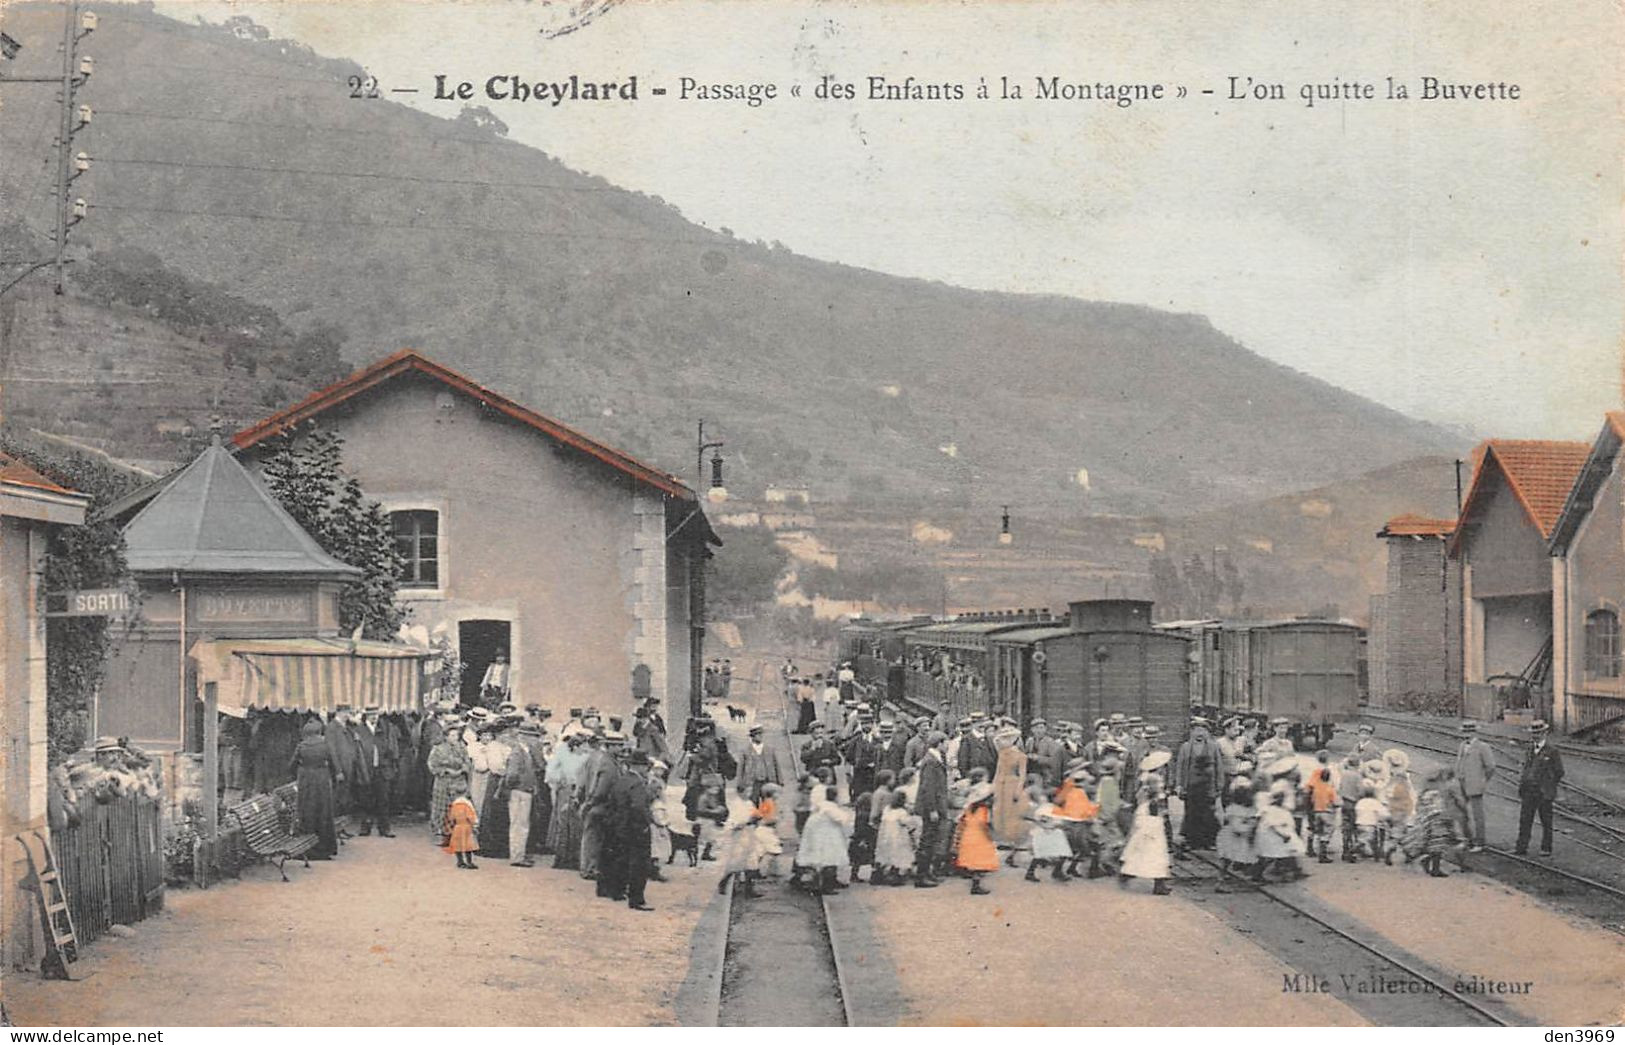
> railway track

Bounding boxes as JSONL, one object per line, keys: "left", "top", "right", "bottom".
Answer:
{"left": 708, "top": 662, "right": 852, "bottom": 1027}
{"left": 1172, "top": 851, "right": 1517, "bottom": 1026}
{"left": 1361, "top": 709, "right": 1625, "bottom": 770}
{"left": 1349, "top": 722, "right": 1625, "bottom": 856}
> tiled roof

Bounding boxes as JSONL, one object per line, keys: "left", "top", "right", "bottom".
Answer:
{"left": 1452, "top": 438, "right": 1589, "bottom": 552}
{"left": 232, "top": 349, "right": 697, "bottom": 502}
{"left": 0, "top": 450, "right": 77, "bottom": 496}
{"left": 1379, "top": 513, "right": 1455, "bottom": 538}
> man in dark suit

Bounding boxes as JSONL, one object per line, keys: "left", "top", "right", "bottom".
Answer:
{"left": 800, "top": 724, "right": 841, "bottom": 778}
{"left": 845, "top": 717, "right": 882, "bottom": 800}
{"left": 1514, "top": 720, "right": 1565, "bottom": 856}
{"left": 956, "top": 719, "right": 998, "bottom": 779}
{"left": 913, "top": 731, "right": 950, "bottom": 887}
{"left": 356, "top": 705, "right": 398, "bottom": 837}
{"left": 324, "top": 704, "right": 368, "bottom": 817}
{"left": 875, "top": 722, "right": 908, "bottom": 777}
{"left": 735, "top": 724, "right": 784, "bottom": 801}
{"left": 613, "top": 751, "right": 656, "bottom": 910}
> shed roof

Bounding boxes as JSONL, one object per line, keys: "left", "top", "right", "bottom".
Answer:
{"left": 1379, "top": 513, "right": 1456, "bottom": 538}
{"left": 1548, "top": 412, "right": 1625, "bottom": 555}
{"left": 232, "top": 349, "right": 697, "bottom": 502}
{"left": 1449, "top": 438, "right": 1589, "bottom": 554}
{"left": 122, "top": 441, "right": 361, "bottom": 578}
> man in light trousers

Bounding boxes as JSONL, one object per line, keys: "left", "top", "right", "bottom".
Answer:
{"left": 1454, "top": 720, "right": 1496, "bottom": 852}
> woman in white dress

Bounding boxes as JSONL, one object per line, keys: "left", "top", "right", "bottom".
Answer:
{"left": 1119, "top": 752, "right": 1174, "bottom": 895}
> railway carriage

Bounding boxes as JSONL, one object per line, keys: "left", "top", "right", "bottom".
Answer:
{"left": 842, "top": 600, "right": 1194, "bottom": 738}
{"left": 1161, "top": 618, "right": 1363, "bottom": 749}
{"left": 838, "top": 616, "right": 934, "bottom": 703}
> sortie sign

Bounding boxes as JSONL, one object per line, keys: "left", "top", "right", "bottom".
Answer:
{"left": 46, "top": 588, "right": 134, "bottom": 618}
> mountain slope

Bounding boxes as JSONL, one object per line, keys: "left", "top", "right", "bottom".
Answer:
{"left": 0, "top": 4, "right": 1466, "bottom": 513}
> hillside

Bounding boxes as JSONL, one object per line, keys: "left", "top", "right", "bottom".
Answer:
{"left": 0, "top": 3, "right": 1466, "bottom": 516}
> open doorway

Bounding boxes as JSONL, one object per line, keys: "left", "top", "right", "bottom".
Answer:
{"left": 458, "top": 619, "right": 512, "bottom": 707}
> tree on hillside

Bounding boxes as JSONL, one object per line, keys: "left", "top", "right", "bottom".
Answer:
{"left": 708, "top": 525, "right": 789, "bottom": 612}
{"left": 260, "top": 423, "right": 407, "bottom": 639}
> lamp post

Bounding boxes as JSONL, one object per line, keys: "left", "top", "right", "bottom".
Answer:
{"left": 999, "top": 504, "right": 1013, "bottom": 545}
{"left": 697, "top": 419, "right": 726, "bottom": 504}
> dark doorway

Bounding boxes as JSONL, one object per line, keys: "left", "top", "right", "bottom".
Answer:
{"left": 458, "top": 619, "right": 512, "bottom": 706}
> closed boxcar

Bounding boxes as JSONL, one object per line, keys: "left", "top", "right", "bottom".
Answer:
{"left": 1161, "top": 618, "right": 1363, "bottom": 749}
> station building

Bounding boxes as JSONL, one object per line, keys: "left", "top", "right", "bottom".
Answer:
{"left": 229, "top": 350, "right": 719, "bottom": 727}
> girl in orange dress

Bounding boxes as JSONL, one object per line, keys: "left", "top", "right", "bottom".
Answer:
{"left": 954, "top": 783, "right": 999, "bottom": 895}
{"left": 443, "top": 787, "right": 481, "bottom": 870}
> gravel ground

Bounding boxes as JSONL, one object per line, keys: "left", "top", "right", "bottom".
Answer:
{"left": 7, "top": 814, "right": 724, "bottom": 1026}
{"left": 837, "top": 871, "right": 1368, "bottom": 1026}
{"left": 1300, "top": 860, "right": 1625, "bottom": 1026}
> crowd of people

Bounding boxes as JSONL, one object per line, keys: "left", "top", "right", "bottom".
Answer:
{"left": 280, "top": 663, "right": 1569, "bottom": 912}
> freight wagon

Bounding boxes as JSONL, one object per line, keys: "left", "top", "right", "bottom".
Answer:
{"left": 987, "top": 600, "right": 1192, "bottom": 740}
{"left": 1159, "top": 618, "right": 1363, "bottom": 749}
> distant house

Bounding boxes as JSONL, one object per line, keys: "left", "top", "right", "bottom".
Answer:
{"left": 230, "top": 350, "right": 720, "bottom": 722}
{"left": 1547, "top": 414, "right": 1625, "bottom": 735}
{"left": 1369, "top": 514, "right": 1460, "bottom": 707}
{"left": 1449, "top": 439, "right": 1589, "bottom": 721}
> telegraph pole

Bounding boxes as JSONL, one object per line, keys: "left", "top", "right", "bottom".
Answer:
{"left": 0, "top": 1, "right": 94, "bottom": 299}
{"left": 53, "top": 0, "right": 77, "bottom": 294}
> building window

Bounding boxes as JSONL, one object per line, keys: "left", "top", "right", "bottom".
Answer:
{"left": 1585, "top": 609, "right": 1620, "bottom": 678}
{"left": 390, "top": 510, "right": 439, "bottom": 588}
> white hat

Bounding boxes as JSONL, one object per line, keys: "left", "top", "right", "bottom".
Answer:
{"left": 1140, "top": 750, "right": 1172, "bottom": 773}
{"left": 1384, "top": 748, "right": 1410, "bottom": 770}
{"left": 964, "top": 783, "right": 995, "bottom": 806}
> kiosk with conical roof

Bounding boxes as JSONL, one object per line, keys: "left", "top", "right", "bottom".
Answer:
{"left": 102, "top": 437, "right": 424, "bottom": 839}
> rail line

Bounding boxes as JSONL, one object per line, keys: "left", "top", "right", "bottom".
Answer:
{"left": 1174, "top": 851, "right": 1514, "bottom": 1026}
{"left": 709, "top": 659, "right": 851, "bottom": 1027}
{"left": 1351, "top": 726, "right": 1625, "bottom": 853}
{"left": 1360, "top": 709, "right": 1625, "bottom": 770}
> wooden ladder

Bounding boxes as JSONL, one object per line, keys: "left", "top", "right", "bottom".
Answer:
{"left": 21, "top": 830, "right": 80, "bottom": 980}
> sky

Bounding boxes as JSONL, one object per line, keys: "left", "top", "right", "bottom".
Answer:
{"left": 163, "top": 0, "right": 1621, "bottom": 440}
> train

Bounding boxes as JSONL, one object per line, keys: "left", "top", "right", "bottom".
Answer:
{"left": 838, "top": 599, "right": 1364, "bottom": 749}
{"left": 1155, "top": 618, "right": 1364, "bottom": 749}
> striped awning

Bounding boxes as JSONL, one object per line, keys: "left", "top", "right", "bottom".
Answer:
{"left": 189, "top": 637, "right": 429, "bottom": 714}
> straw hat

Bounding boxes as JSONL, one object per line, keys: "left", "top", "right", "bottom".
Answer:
{"left": 1140, "top": 750, "right": 1171, "bottom": 773}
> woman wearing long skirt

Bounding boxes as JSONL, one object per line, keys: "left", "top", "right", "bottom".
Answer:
{"left": 989, "top": 729, "right": 1031, "bottom": 863}
{"left": 290, "top": 719, "right": 339, "bottom": 859}
{"left": 1120, "top": 771, "right": 1174, "bottom": 895}
{"left": 953, "top": 784, "right": 999, "bottom": 894}
{"left": 478, "top": 764, "right": 511, "bottom": 859}
{"left": 426, "top": 725, "right": 470, "bottom": 847}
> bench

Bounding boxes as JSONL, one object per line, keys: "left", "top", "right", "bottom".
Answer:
{"left": 227, "top": 791, "right": 319, "bottom": 882}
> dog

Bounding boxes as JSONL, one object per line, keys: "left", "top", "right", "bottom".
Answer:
{"left": 667, "top": 826, "right": 699, "bottom": 866}
{"left": 726, "top": 704, "right": 748, "bottom": 723}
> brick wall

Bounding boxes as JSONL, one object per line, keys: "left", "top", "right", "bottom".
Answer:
{"left": 1375, "top": 534, "right": 1462, "bottom": 704}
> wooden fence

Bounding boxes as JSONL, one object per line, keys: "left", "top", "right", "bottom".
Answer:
{"left": 54, "top": 794, "right": 165, "bottom": 944}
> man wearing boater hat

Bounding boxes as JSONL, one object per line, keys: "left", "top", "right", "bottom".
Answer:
{"left": 1514, "top": 720, "right": 1564, "bottom": 857}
